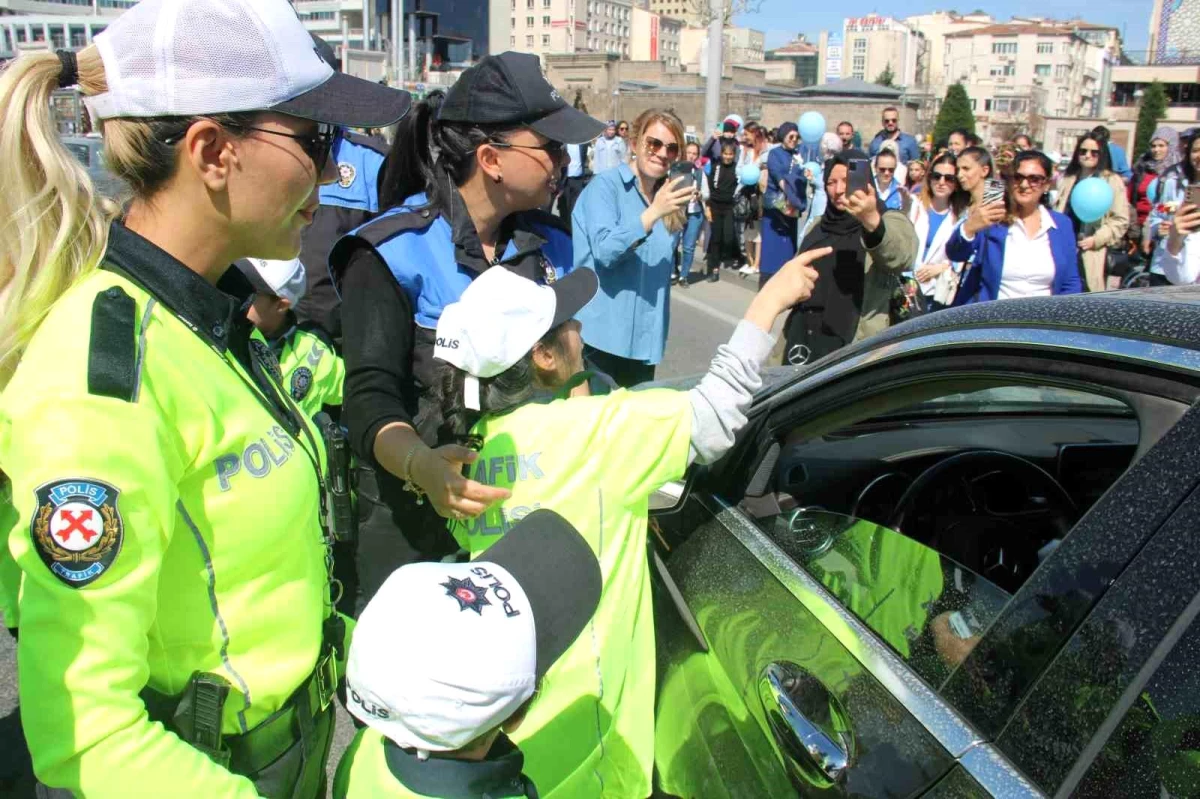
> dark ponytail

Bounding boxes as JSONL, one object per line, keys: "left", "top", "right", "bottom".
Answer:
{"left": 378, "top": 90, "right": 522, "bottom": 212}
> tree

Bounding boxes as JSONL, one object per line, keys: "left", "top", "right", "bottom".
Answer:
{"left": 875, "top": 63, "right": 895, "bottom": 88}
{"left": 1134, "top": 80, "right": 1168, "bottom": 158}
{"left": 934, "top": 83, "right": 976, "bottom": 149}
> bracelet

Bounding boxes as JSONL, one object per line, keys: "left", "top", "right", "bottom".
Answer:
{"left": 400, "top": 443, "right": 426, "bottom": 506}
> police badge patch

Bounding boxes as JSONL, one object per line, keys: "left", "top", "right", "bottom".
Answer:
{"left": 337, "top": 162, "right": 357, "bottom": 189}
{"left": 291, "top": 366, "right": 314, "bottom": 401}
{"left": 31, "top": 479, "right": 124, "bottom": 588}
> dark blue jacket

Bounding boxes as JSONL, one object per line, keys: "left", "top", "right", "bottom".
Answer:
{"left": 868, "top": 131, "right": 921, "bottom": 164}
{"left": 946, "top": 209, "right": 1084, "bottom": 304}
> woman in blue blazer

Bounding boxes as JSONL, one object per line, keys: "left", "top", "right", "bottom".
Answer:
{"left": 947, "top": 150, "right": 1084, "bottom": 304}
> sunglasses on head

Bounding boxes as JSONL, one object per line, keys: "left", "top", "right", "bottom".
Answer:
{"left": 645, "top": 136, "right": 679, "bottom": 157}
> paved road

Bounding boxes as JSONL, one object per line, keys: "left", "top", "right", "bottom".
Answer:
{"left": 0, "top": 264, "right": 775, "bottom": 795}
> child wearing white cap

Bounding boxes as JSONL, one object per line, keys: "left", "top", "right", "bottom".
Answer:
{"left": 334, "top": 508, "right": 601, "bottom": 798}
{"left": 236, "top": 257, "right": 346, "bottom": 420}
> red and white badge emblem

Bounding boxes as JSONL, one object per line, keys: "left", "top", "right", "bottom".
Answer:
{"left": 31, "top": 479, "right": 124, "bottom": 588}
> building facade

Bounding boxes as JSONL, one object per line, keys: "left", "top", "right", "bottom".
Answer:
{"left": 766, "top": 35, "right": 820, "bottom": 86}
{"left": 680, "top": 24, "right": 763, "bottom": 72}
{"left": 628, "top": 9, "right": 681, "bottom": 67}
{"left": 841, "top": 15, "right": 924, "bottom": 88}
{"left": 1148, "top": 0, "right": 1200, "bottom": 64}
{"left": 645, "top": 0, "right": 730, "bottom": 27}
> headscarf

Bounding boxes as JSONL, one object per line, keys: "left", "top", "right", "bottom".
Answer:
{"left": 1144, "top": 125, "right": 1181, "bottom": 175}
{"left": 783, "top": 149, "right": 890, "bottom": 361}
{"left": 777, "top": 122, "right": 799, "bottom": 152}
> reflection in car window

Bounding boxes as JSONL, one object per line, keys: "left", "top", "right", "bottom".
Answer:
{"left": 62, "top": 142, "right": 91, "bottom": 166}
{"left": 885, "top": 386, "right": 1131, "bottom": 417}
{"left": 761, "top": 510, "right": 1010, "bottom": 690}
{"left": 1071, "top": 618, "right": 1200, "bottom": 797}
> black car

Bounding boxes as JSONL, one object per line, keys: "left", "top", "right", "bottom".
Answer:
{"left": 650, "top": 288, "right": 1200, "bottom": 798}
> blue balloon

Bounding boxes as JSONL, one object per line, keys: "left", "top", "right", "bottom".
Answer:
{"left": 798, "top": 111, "right": 826, "bottom": 145}
{"left": 738, "top": 163, "right": 761, "bottom": 186}
{"left": 1069, "top": 176, "right": 1114, "bottom": 224}
{"left": 803, "top": 161, "right": 821, "bottom": 179}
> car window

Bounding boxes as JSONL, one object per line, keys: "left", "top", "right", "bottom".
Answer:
{"left": 892, "top": 386, "right": 1132, "bottom": 417}
{"left": 757, "top": 509, "right": 1010, "bottom": 691}
{"left": 1065, "top": 616, "right": 1200, "bottom": 797}
{"left": 62, "top": 142, "right": 91, "bottom": 166}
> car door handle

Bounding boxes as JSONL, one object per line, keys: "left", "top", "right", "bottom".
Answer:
{"left": 759, "top": 662, "right": 853, "bottom": 788}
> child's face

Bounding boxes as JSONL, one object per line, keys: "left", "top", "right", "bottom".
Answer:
{"left": 247, "top": 294, "right": 291, "bottom": 337}
{"left": 721, "top": 147, "right": 736, "bottom": 165}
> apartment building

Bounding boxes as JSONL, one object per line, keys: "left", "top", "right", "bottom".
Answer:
{"left": 942, "top": 23, "right": 1100, "bottom": 140}
{"left": 680, "top": 24, "right": 763, "bottom": 71}
{"left": 841, "top": 15, "right": 924, "bottom": 88}
{"left": 903, "top": 11, "right": 994, "bottom": 85}
{"left": 646, "top": 0, "right": 730, "bottom": 27}
{"left": 630, "top": 7, "right": 682, "bottom": 67}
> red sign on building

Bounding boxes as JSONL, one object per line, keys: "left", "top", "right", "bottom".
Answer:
{"left": 650, "top": 15, "right": 659, "bottom": 61}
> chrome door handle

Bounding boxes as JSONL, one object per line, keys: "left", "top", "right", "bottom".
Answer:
{"left": 759, "top": 662, "right": 853, "bottom": 788}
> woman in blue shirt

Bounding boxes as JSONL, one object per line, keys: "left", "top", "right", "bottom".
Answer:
{"left": 947, "top": 151, "right": 1083, "bottom": 304}
{"left": 760, "top": 122, "right": 808, "bottom": 288}
{"left": 573, "top": 108, "right": 694, "bottom": 387}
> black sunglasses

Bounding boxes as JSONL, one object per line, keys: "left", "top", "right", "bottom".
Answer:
{"left": 645, "top": 136, "right": 679, "bottom": 157}
{"left": 161, "top": 119, "right": 341, "bottom": 172}
{"left": 487, "top": 138, "right": 566, "bottom": 162}
{"left": 930, "top": 172, "right": 957, "bottom": 182}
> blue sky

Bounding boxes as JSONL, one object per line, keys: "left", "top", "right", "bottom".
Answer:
{"left": 736, "top": 0, "right": 1155, "bottom": 53}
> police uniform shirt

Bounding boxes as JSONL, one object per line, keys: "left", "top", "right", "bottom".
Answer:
{"left": 268, "top": 313, "right": 346, "bottom": 420}
{"left": 330, "top": 184, "right": 572, "bottom": 555}
{"left": 0, "top": 221, "right": 333, "bottom": 797}
{"left": 296, "top": 131, "right": 389, "bottom": 344}
{"left": 334, "top": 729, "right": 537, "bottom": 799}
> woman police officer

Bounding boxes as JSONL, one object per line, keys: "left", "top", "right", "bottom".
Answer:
{"left": 330, "top": 51, "right": 606, "bottom": 603}
{"left": 0, "top": 0, "right": 409, "bottom": 796}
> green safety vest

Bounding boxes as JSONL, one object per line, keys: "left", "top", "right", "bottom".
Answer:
{"left": 0, "top": 478, "right": 17, "bottom": 629}
{"left": 448, "top": 388, "right": 693, "bottom": 799}
{"left": 275, "top": 327, "right": 345, "bottom": 420}
{"left": 0, "top": 230, "right": 334, "bottom": 798}
{"left": 334, "top": 728, "right": 536, "bottom": 798}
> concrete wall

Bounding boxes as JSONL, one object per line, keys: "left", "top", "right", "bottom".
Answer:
{"left": 1041, "top": 116, "right": 1136, "bottom": 157}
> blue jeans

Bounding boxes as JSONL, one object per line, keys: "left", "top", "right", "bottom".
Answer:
{"left": 679, "top": 211, "right": 705, "bottom": 280}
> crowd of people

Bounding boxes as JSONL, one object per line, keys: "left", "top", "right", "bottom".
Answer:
{"left": 0, "top": 1, "right": 1198, "bottom": 796}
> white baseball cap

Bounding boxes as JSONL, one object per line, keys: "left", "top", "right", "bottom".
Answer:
{"left": 345, "top": 509, "right": 602, "bottom": 754}
{"left": 234, "top": 258, "right": 307, "bottom": 306}
{"left": 433, "top": 266, "right": 597, "bottom": 405}
{"left": 85, "top": 0, "right": 410, "bottom": 128}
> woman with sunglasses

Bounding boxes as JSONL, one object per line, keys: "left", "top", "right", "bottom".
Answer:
{"left": 907, "top": 153, "right": 970, "bottom": 310}
{"left": 572, "top": 108, "right": 694, "bottom": 387}
{"left": 0, "top": 1, "right": 409, "bottom": 796}
{"left": 948, "top": 151, "right": 1083, "bottom": 304}
{"left": 329, "top": 52, "right": 605, "bottom": 606}
{"left": 1054, "top": 135, "right": 1131, "bottom": 291}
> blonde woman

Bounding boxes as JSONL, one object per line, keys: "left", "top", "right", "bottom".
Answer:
{"left": 573, "top": 108, "right": 692, "bottom": 386}
{"left": 907, "top": 152, "right": 970, "bottom": 310}
{"left": 1054, "top": 135, "right": 1131, "bottom": 291}
{"left": 0, "top": 1, "right": 408, "bottom": 796}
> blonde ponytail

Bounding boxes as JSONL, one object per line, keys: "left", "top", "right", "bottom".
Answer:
{"left": 0, "top": 46, "right": 116, "bottom": 389}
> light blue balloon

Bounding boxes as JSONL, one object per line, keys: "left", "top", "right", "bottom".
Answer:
{"left": 803, "top": 161, "right": 821, "bottom": 179}
{"left": 1069, "top": 176, "right": 1114, "bottom": 224}
{"left": 798, "top": 111, "right": 826, "bottom": 145}
{"left": 737, "top": 163, "right": 760, "bottom": 186}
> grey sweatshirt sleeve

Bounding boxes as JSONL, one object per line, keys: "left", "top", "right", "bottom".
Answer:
{"left": 687, "top": 320, "right": 775, "bottom": 464}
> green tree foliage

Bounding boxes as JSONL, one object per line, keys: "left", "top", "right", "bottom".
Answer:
{"left": 875, "top": 63, "right": 895, "bottom": 88}
{"left": 1134, "top": 80, "right": 1168, "bottom": 158}
{"left": 934, "top": 83, "right": 976, "bottom": 149}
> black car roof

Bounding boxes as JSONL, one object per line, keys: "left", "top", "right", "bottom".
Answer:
{"left": 864, "top": 286, "right": 1200, "bottom": 353}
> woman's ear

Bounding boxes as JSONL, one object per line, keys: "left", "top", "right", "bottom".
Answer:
{"left": 531, "top": 341, "right": 557, "bottom": 374}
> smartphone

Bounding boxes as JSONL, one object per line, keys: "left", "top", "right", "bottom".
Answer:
{"left": 982, "top": 178, "right": 1007, "bottom": 206}
{"left": 847, "top": 158, "right": 870, "bottom": 195}
{"left": 668, "top": 161, "right": 695, "bottom": 191}
{"left": 1186, "top": 183, "right": 1200, "bottom": 208}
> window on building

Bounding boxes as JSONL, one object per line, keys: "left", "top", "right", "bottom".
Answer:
{"left": 511, "top": 17, "right": 516, "bottom": 28}
{"left": 989, "top": 64, "right": 1015, "bottom": 76}
{"left": 1034, "top": 64, "right": 1051, "bottom": 77}
{"left": 543, "top": 34, "right": 550, "bottom": 45}
{"left": 69, "top": 25, "right": 87, "bottom": 48}
{"left": 542, "top": 15, "right": 550, "bottom": 25}
{"left": 511, "top": 35, "right": 516, "bottom": 46}
{"left": 1036, "top": 41, "right": 1053, "bottom": 54}
{"left": 31, "top": 26, "right": 45, "bottom": 42}
{"left": 526, "top": 34, "right": 534, "bottom": 46}
{"left": 512, "top": 0, "right": 516, "bottom": 8}
{"left": 991, "top": 40, "right": 1017, "bottom": 55}
{"left": 543, "top": 0, "right": 551, "bottom": 6}
{"left": 15, "top": 27, "right": 26, "bottom": 43}
{"left": 526, "top": 16, "right": 535, "bottom": 26}
{"left": 1055, "top": 64, "right": 1069, "bottom": 79}
{"left": 851, "top": 54, "right": 865, "bottom": 78}
{"left": 853, "top": 37, "right": 866, "bottom": 53}
{"left": 527, "top": 0, "right": 534, "bottom": 7}
{"left": 970, "top": 98, "right": 977, "bottom": 110}
{"left": 985, "top": 99, "right": 992, "bottom": 111}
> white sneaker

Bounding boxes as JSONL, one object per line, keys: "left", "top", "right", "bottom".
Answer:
{"left": 738, "top": 264, "right": 754, "bottom": 276}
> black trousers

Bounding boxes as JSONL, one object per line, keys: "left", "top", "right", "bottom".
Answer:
{"left": 707, "top": 205, "right": 739, "bottom": 269}
{"left": 584, "top": 345, "right": 656, "bottom": 389}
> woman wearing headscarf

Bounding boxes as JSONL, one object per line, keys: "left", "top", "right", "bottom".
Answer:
{"left": 781, "top": 150, "right": 919, "bottom": 365}
{"left": 759, "top": 122, "right": 808, "bottom": 287}
{"left": 1132, "top": 126, "right": 1180, "bottom": 256}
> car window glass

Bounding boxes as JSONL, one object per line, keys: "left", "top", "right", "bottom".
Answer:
{"left": 62, "top": 142, "right": 90, "bottom": 166}
{"left": 759, "top": 509, "right": 1009, "bottom": 691}
{"left": 893, "top": 386, "right": 1131, "bottom": 417}
{"left": 1070, "top": 615, "right": 1200, "bottom": 797}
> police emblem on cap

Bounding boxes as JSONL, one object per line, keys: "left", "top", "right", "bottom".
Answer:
{"left": 441, "top": 575, "right": 491, "bottom": 615}
{"left": 31, "top": 479, "right": 124, "bottom": 588}
{"left": 337, "top": 162, "right": 357, "bottom": 189}
{"left": 291, "top": 366, "right": 314, "bottom": 401}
